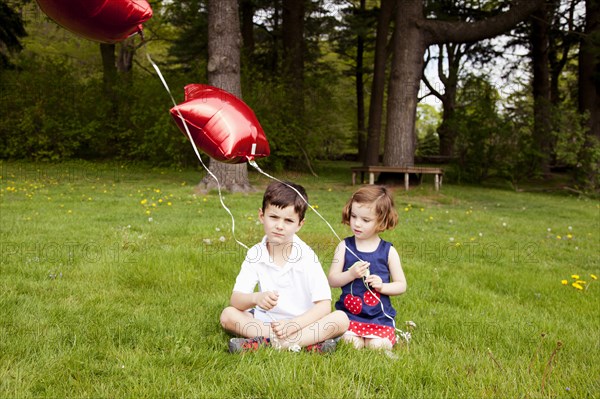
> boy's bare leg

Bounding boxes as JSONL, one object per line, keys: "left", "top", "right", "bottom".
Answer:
{"left": 280, "top": 310, "right": 349, "bottom": 348}
{"left": 220, "top": 306, "right": 271, "bottom": 338}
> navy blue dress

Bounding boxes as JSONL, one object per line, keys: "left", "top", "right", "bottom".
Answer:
{"left": 334, "top": 237, "right": 397, "bottom": 343}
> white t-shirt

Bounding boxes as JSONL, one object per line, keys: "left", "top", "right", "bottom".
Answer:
{"left": 232, "top": 235, "right": 331, "bottom": 322}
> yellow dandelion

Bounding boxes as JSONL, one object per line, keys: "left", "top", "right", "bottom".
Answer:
{"left": 404, "top": 207, "right": 409, "bottom": 212}
{"left": 429, "top": 216, "right": 433, "bottom": 220}
{"left": 572, "top": 282, "right": 583, "bottom": 290}
{"left": 158, "top": 199, "right": 163, "bottom": 203}
{"left": 140, "top": 199, "right": 148, "bottom": 205}
{"left": 556, "top": 235, "right": 562, "bottom": 240}
{"left": 167, "top": 202, "right": 172, "bottom": 206}
{"left": 203, "top": 198, "right": 207, "bottom": 202}
{"left": 571, "top": 274, "right": 580, "bottom": 279}
{"left": 145, "top": 210, "right": 151, "bottom": 215}
{"left": 561, "top": 280, "right": 568, "bottom": 285}
{"left": 567, "top": 234, "right": 573, "bottom": 239}
{"left": 591, "top": 274, "right": 598, "bottom": 280}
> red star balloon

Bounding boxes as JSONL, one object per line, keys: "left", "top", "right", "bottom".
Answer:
{"left": 35, "top": 0, "right": 153, "bottom": 43}
{"left": 170, "top": 84, "right": 270, "bottom": 164}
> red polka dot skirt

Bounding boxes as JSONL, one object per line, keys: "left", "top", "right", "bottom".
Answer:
{"left": 347, "top": 320, "right": 396, "bottom": 345}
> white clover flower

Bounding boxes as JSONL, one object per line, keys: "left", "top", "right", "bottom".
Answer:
{"left": 288, "top": 344, "right": 302, "bottom": 353}
{"left": 219, "top": 236, "right": 226, "bottom": 242}
{"left": 203, "top": 239, "right": 212, "bottom": 244}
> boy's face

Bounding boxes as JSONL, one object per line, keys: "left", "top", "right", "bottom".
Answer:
{"left": 258, "top": 204, "right": 304, "bottom": 245}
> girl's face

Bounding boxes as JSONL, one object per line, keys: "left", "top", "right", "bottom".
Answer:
{"left": 349, "top": 202, "right": 379, "bottom": 240}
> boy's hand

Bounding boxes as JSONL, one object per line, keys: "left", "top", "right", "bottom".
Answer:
{"left": 365, "top": 274, "right": 383, "bottom": 291}
{"left": 256, "top": 291, "right": 279, "bottom": 310}
{"left": 349, "top": 261, "right": 370, "bottom": 279}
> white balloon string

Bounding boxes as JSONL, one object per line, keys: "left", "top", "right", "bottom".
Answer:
{"left": 145, "top": 50, "right": 248, "bottom": 250}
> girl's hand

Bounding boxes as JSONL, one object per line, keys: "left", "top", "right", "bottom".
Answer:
{"left": 349, "top": 261, "right": 370, "bottom": 279}
{"left": 365, "top": 274, "right": 383, "bottom": 291}
{"left": 256, "top": 291, "right": 279, "bottom": 310}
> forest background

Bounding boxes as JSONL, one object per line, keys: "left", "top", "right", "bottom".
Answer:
{"left": 0, "top": 0, "right": 598, "bottom": 192}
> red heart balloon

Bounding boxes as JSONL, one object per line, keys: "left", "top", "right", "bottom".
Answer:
{"left": 35, "top": 0, "right": 153, "bottom": 43}
{"left": 170, "top": 84, "right": 270, "bottom": 164}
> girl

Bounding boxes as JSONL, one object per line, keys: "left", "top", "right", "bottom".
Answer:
{"left": 328, "top": 186, "right": 407, "bottom": 350}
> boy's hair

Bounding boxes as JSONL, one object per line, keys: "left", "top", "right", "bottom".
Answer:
{"left": 342, "top": 186, "right": 398, "bottom": 232}
{"left": 262, "top": 181, "right": 309, "bottom": 222}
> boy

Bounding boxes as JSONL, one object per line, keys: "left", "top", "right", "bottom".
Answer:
{"left": 220, "top": 181, "right": 349, "bottom": 353}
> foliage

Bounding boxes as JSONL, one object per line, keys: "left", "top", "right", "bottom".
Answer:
{"left": 450, "top": 75, "right": 526, "bottom": 183}
{"left": 0, "top": 0, "right": 27, "bottom": 68}
{"left": 0, "top": 52, "right": 197, "bottom": 164}
{"left": 416, "top": 104, "right": 441, "bottom": 157}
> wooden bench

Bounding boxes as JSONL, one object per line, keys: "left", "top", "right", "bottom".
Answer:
{"left": 351, "top": 166, "right": 444, "bottom": 191}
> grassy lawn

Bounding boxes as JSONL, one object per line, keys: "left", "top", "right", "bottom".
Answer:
{"left": 1, "top": 160, "right": 598, "bottom": 398}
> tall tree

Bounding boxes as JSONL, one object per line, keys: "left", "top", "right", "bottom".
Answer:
{"left": 422, "top": 43, "right": 465, "bottom": 158}
{"left": 281, "top": 0, "right": 305, "bottom": 113}
{"left": 383, "top": 0, "right": 544, "bottom": 167}
{"left": 0, "top": 0, "right": 27, "bottom": 69}
{"left": 355, "top": 0, "right": 367, "bottom": 162}
{"left": 364, "top": 0, "right": 394, "bottom": 166}
{"left": 199, "top": 0, "right": 252, "bottom": 192}
{"left": 531, "top": 0, "right": 553, "bottom": 174}
{"left": 578, "top": 0, "right": 600, "bottom": 188}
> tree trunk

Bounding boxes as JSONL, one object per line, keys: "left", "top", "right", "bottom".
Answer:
{"left": 100, "top": 43, "right": 118, "bottom": 116}
{"left": 577, "top": 0, "right": 600, "bottom": 189}
{"left": 356, "top": 0, "right": 367, "bottom": 163}
{"left": 364, "top": 0, "right": 393, "bottom": 166}
{"left": 381, "top": 0, "right": 544, "bottom": 167}
{"left": 438, "top": 95, "right": 456, "bottom": 157}
{"left": 531, "top": 3, "right": 552, "bottom": 174}
{"left": 282, "top": 0, "right": 304, "bottom": 105}
{"left": 200, "top": 0, "right": 252, "bottom": 193}
{"left": 579, "top": 0, "right": 600, "bottom": 139}
{"left": 383, "top": 0, "right": 424, "bottom": 167}
{"left": 117, "top": 37, "right": 135, "bottom": 73}
{"left": 240, "top": 0, "right": 255, "bottom": 58}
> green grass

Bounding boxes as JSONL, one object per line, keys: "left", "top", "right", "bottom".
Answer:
{"left": 1, "top": 160, "right": 598, "bottom": 398}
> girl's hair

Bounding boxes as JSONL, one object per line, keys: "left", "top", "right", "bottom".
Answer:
{"left": 342, "top": 186, "right": 398, "bottom": 232}
{"left": 262, "top": 181, "right": 308, "bottom": 221}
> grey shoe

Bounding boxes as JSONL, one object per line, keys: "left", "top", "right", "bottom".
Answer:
{"left": 305, "top": 338, "right": 337, "bottom": 353}
{"left": 228, "top": 336, "right": 271, "bottom": 353}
